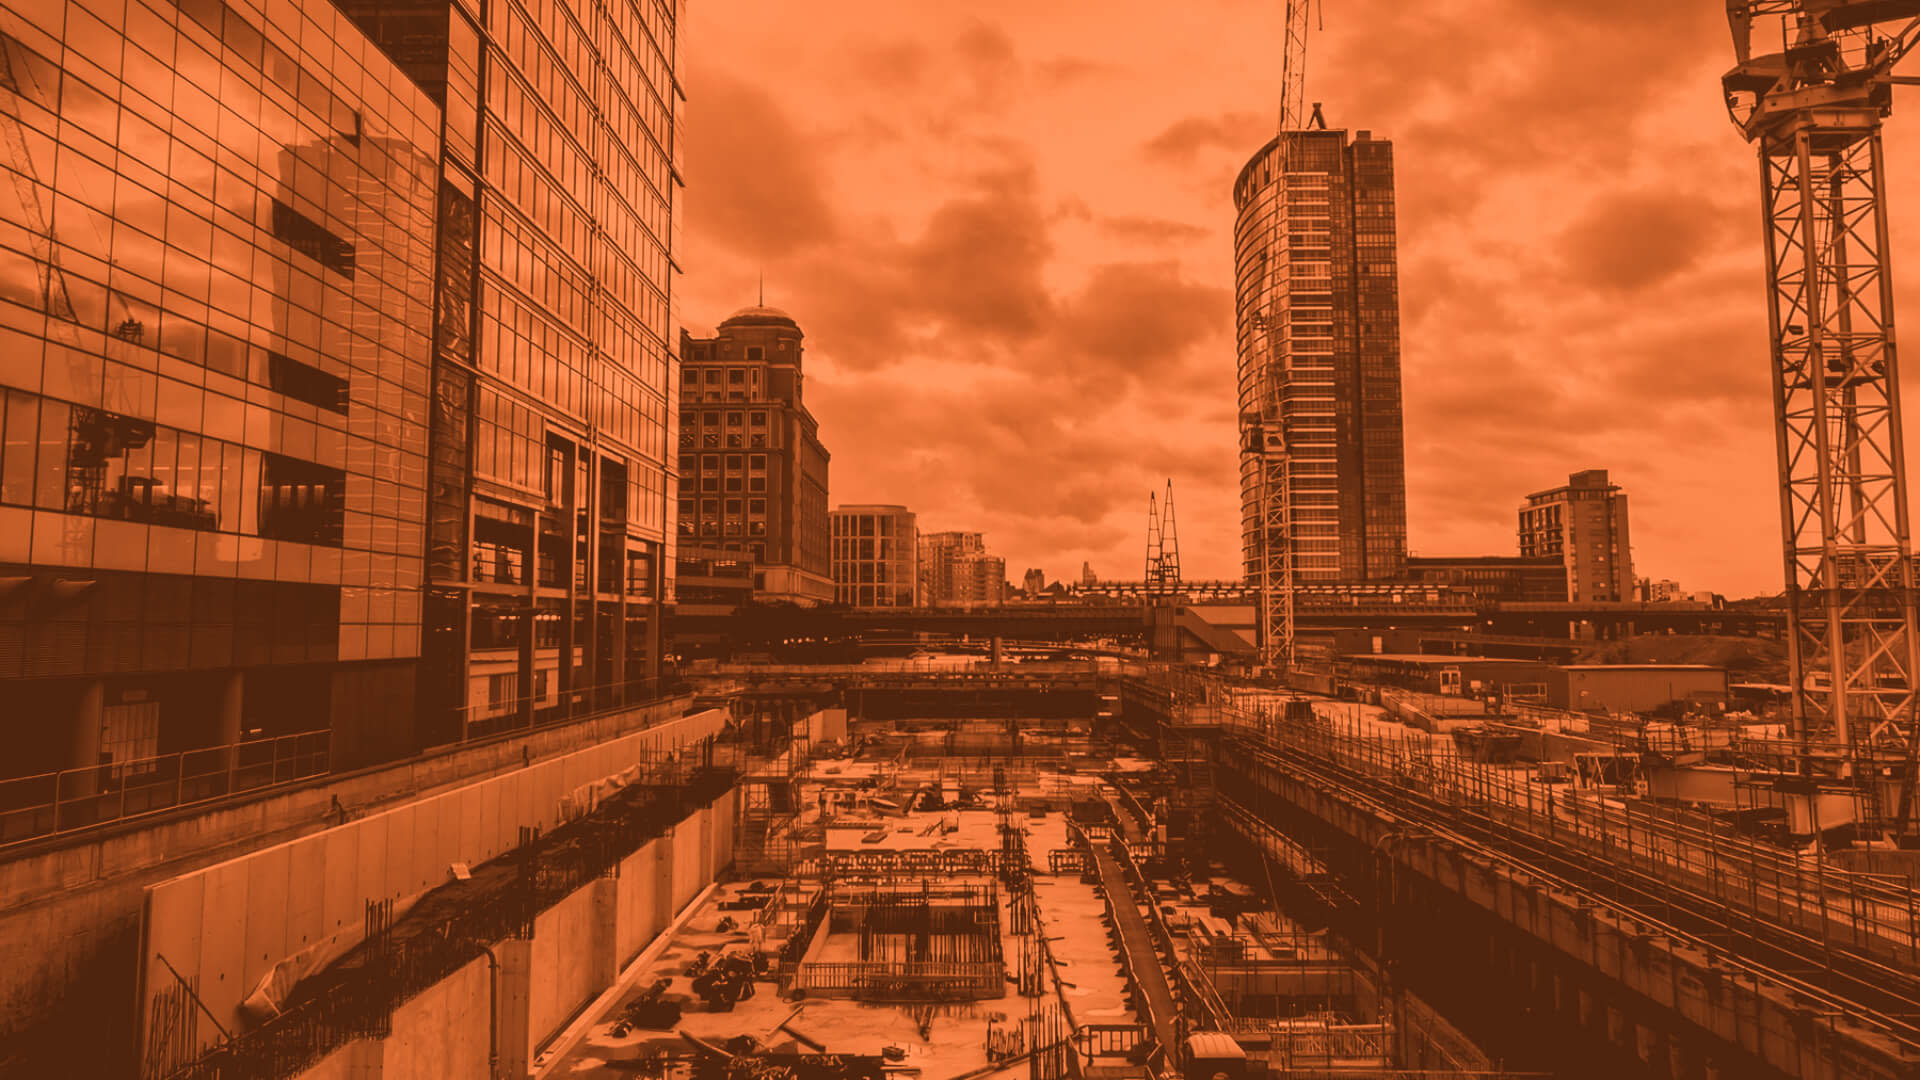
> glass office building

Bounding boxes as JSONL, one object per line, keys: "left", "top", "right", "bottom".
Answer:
{"left": 335, "top": 0, "right": 683, "bottom": 740}
{"left": 0, "top": 0, "right": 441, "bottom": 775}
{"left": 1233, "top": 129, "right": 1407, "bottom": 584}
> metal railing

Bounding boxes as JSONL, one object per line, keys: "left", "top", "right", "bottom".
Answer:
{"left": 787, "top": 960, "right": 1004, "bottom": 999}
{"left": 1205, "top": 691, "right": 1920, "bottom": 1058}
{"left": 0, "top": 730, "right": 331, "bottom": 849}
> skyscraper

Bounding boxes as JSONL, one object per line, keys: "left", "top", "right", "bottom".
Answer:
{"left": 1233, "top": 128, "right": 1407, "bottom": 584}
{"left": 679, "top": 307, "right": 831, "bottom": 603}
{"left": 338, "top": 0, "right": 683, "bottom": 739}
{"left": 1519, "top": 468, "right": 1634, "bottom": 603}
{"left": 0, "top": 0, "right": 441, "bottom": 781}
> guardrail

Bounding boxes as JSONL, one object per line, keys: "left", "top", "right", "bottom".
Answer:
{"left": 0, "top": 730, "right": 331, "bottom": 849}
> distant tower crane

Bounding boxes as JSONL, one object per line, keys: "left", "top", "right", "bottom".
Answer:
{"left": 1145, "top": 480, "right": 1182, "bottom": 595}
{"left": 1244, "top": 0, "right": 1316, "bottom": 675}
{"left": 1724, "top": 0, "right": 1920, "bottom": 836}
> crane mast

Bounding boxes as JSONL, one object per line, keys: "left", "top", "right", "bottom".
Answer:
{"left": 1247, "top": 0, "right": 1313, "bottom": 676}
{"left": 1724, "top": 0, "right": 1920, "bottom": 836}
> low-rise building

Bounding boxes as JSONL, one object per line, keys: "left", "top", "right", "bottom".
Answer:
{"left": 1406, "top": 555, "right": 1569, "bottom": 602}
{"left": 829, "top": 505, "right": 917, "bottom": 608}
{"left": 1548, "top": 664, "right": 1728, "bottom": 713}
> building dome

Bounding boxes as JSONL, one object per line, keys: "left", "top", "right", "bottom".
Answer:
{"left": 719, "top": 305, "right": 800, "bottom": 330}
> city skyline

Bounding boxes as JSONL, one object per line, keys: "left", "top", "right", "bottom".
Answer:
{"left": 677, "top": 0, "right": 1920, "bottom": 598}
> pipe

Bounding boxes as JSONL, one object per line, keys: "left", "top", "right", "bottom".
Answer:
{"left": 477, "top": 944, "right": 500, "bottom": 1080}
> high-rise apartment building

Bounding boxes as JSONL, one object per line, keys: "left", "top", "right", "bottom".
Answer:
{"left": 339, "top": 0, "right": 683, "bottom": 739}
{"left": 1519, "top": 469, "right": 1634, "bottom": 602}
{"left": 829, "top": 504, "right": 916, "bottom": 608}
{"left": 0, "top": 0, "right": 441, "bottom": 778}
{"left": 1233, "top": 129, "right": 1407, "bottom": 584}
{"left": 918, "top": 531, "right": 1006, "bottom": 608}
{"left": 678, "top": 307, "right": 831, "bottom": 604}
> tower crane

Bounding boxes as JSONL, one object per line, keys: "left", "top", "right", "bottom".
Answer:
{"left": 1723, "top": 0, "right": 1920, "bottom": 836}
{"left": 1145, "top": 480, "right": 1182, "bottom": 595}
{"left": 1244, "top": 0, "right": 1315, "bottom": 675}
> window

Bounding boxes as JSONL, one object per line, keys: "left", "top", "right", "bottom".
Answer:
{"left": 99, "top": 697, "right": 161, "bottom": 779}
{"left": 729, "top": 367, "right": 746, "bottom": 383}
{"left": 748, "top": 454, "right": 766, "bottom": 471}
{"left": 748, "top": 498, "right": 765, "bottom": 515}
{"left": 749, "top": 412, "right": 766, "bottom": 427}
{"left": 726, "top": 412, "right": 741, "bottom": 427}
{"left": 470, "top": 603, "right": 523, "bottom": 651}
{"left": 270, "top": 199, "right": 355, "bottom": 279}
{"left": 488, "top": 672, "right": 519, "bottom": 713}
{"left": 267, "top": 353, "right": 349, "bottom": 415}
{"left": 258, "top": 452, "right": 345, "bottom": 546}
{"left": 746, "top": 348, "right": 763, "bottom": 363}
{"left": 725, "top": 455, "right": 741, "bottom": 470}
{"left": 724, "top": 499, "right": 741, "bottom": 515}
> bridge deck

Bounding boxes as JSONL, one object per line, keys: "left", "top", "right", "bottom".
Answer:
{"left": 1089, "top": 844, "right": 1180, "bottom": 1055}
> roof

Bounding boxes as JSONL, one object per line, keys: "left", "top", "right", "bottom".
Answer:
{"left": 719, "top": 304, "right": 800, "bottom": 329}
{"left": 1186, "top": 1032, "right": 1246, "bottom": 1060}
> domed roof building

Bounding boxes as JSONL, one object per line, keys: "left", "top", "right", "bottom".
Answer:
{"left": 677, "top": 303, "right": 831, "bottom": 605}
{"left": 717, "top": 305, "right": 800, "bottom": 330}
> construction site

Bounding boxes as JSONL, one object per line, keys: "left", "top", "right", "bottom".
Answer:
{"left": 20, "top": 1, "right": 1920, "bottom": 1079}
{"left": 532, "top": 703, "right": 1529, "bottom": 1080}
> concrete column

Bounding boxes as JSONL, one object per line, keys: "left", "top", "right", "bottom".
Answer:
{"left": 68, "top": 679, "right": 105, "bottom": 800}
{"left": 493, "top": 937, "right": 533, "bottom": 1077}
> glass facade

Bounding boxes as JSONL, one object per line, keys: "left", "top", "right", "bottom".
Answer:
{"left": 0, "top": 0, "right": 439, "bottom": 773}
{"left": 337, "top": 0, "right": 683, "bottom": 738}
{"left": 830, "top": 504, "right": 916, "bottom": 608}
{"left": 1234, "top": 129, "right": 1407, "bottom": 584}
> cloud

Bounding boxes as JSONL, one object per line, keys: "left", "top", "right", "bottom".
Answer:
{"left": 1142, "top": 111, "right": 1268, "bottom": 166}
{"left": 1098, "top": 215, "right": 1211, "bottom": 246}
{"left": 682, "top": 65, "right": 838, "bottom": 258}
{"left": 679, "top": 0, "right": 1920, "bottom": 594}
{"left": 1556, "top": 188, "right": 1741, "bottom": 293}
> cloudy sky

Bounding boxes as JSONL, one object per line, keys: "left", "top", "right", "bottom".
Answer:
{"left": 675, "top": 0, "right": 1920, "bottom": 598}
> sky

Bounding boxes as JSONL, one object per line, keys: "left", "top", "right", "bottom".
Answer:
{"left": 675, "top": 0, "right": 1920, "bottom": 599}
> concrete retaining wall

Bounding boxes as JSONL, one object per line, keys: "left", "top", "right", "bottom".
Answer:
{"left": 0, "top": 694, "right": 695, "bottom": 1076}
{"left": 135, "top": 710, "right": 728, "bottom": 1066}
{"left": 285, "top": 784, "right": 739, "bottom": 1080}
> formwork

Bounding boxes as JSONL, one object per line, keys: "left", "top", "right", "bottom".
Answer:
{"left": 776, "top": 851, "right": 1005, "bottom": 1003}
